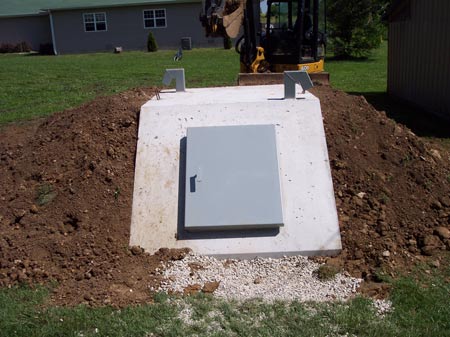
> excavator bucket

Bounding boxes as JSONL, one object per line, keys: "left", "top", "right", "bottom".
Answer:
{"left": 200, "top": 0, "right": 244, "bottom": 38}
{"left": 237, "top": 72, "right": 330, "bottom": 86}
{"left": 222, "top": 0, "right": 245, "bottom": 38}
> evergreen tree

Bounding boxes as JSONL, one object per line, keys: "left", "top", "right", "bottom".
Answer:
{"left": 327, "top": 0, "right": 388, "bottom": 58}
{"left": 147, "top": 32, "right": 158, "bottom": 52}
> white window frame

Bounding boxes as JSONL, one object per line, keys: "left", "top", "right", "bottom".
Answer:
{"left": 143, "top": 9, "right": 167, "bottom": 29}
{"left": 83, "top": 12, "right": 108, "bottom": 32}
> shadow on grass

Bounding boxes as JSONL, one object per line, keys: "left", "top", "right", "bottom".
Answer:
{"left": 326, "top": 55, "right": 370, "bottom": 62}
{"left": 350, "top": 91, "right": 450, "bottom": 139}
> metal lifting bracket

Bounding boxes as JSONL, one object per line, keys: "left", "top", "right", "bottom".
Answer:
{"left": 284, "top": 71, "right": 314, "bottom": 99}
{"left": 163, "top": 68, "right": 186, "bottom": 92}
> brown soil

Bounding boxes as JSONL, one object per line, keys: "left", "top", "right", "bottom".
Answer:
{"left": 0, "top": 88, "right": 190, "bottom": 307}
{"left": 1, "top": 85, "right": 449, "bottom": 306}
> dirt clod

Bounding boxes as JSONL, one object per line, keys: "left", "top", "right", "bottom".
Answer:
{"left": 202, "top": 281, "right": 220, "bottom": 293}
{"left": 183, "top": 283, "right": 202, "bottom": 295}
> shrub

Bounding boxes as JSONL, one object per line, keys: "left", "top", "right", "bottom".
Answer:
{"left": 327, "top": 0, "right": 386, "bottom": 58}
{"left": 14, "top": 41, "right": 32, "bottom": 53}
{"left": 39, "top": 43, "right": 54, "bottom": 55}
{"left": 223, "top": 36, "right": 232, "bottom": 50}
{"left": 0, "top": 43, "right": 16, "bottom": 53}
{"left": 147, "top": 32, "right": 158, "bottom": 52}
{"left": 0, "top": 41, "right": 32, "bottom": 53}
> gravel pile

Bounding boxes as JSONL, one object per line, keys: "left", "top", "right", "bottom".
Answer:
{"left": 158, "top": 253, "right": 362, "bottom": 302}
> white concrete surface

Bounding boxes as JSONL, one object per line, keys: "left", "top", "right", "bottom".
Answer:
{"left": 130, "top": 85, "right": 341, "bottom": 258}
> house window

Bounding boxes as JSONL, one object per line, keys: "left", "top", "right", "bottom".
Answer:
{"left": 143, "top": 9, "right": 166, "bottom": 28}
{"left": 83, "top": 13, "right": 107, "bottom": 32}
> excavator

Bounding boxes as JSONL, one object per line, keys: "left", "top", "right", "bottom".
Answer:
{"left": 200, "top": 0, "right": 329, "bottom": 85}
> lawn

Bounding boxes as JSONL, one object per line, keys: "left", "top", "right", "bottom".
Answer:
{"left": 1, "top": 263, "right": 449, "bottom": 337}
{"left": 326, "top": 42, "right": 387, "bottom": 93}
{"left": 0, "top": 48, "right": 239, "bottom": 124}
{"left": 0, "top": 44, "right": 387, "bottom": 124}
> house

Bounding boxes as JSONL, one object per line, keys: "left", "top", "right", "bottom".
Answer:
{"left": 388, "top": 0, "right": 450, "bottom": 119}
{"left": 0, "top": 0, "right": 221, "bottom": 54}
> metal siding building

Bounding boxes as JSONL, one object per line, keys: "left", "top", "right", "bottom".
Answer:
{"left": 51, "top": 4, "right": 218, "bottom": 53}
{"left": 388, "top": 0, "right": 450, "bottom": 119}
{"left": 0, "top": 15, "right": 52, "bottom": 51}
{"left": 0, "top": 0, "right": 220, "bottom": 54}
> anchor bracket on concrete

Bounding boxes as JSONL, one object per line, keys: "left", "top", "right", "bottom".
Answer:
{"left": 284, "top": 71, "right": 313, "bottom": 99}
{"left": 163, "top": 68, "right": 186, "bottom": 92}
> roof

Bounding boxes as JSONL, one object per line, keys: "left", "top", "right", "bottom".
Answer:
{"left": 0, "top": 0, "right": 200, "bottom": 18}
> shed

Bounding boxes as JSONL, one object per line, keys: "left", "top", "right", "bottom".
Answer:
{"left": 387, "top": 0, "right": 450, "bottom": 119}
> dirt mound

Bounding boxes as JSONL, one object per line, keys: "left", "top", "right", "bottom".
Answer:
{"left": 0, "top": 88, "right": 190, "bottom": 306}
{"left": 0, "top": 85, "right": 449, "bottom": 306}
{"left": 312, "top": 86, "right": 450, "bottom": 279}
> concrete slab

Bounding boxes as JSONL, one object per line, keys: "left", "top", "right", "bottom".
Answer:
{"left": 130, "top": 85, "right": 341, "bottom": 258}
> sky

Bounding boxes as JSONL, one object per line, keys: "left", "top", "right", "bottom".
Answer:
{"left": 260, "top": 0, "right": 268, "bottom": 14}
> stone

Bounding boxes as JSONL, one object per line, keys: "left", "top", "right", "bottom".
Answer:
{"left": 83, "top": 294, "right": 93, "bottom": 302}
{"left": 421, "top": 246, "right": 437, "bottom": 256}
{"left": 353, "top": 196, "right": 364, "bottom": 207}
{"left": 434, "top": 227, "right": 450, "bottom": 240}
{"left": 130, "top": 246, "right": 143, "bottom": 256}
{"left": 408, "top": 239, "right": 417, "bottom": 247}
{"left": 429, "top": 149, "right": 442, "bottom": 160}
{"left": 355, "top": 250, "right": 364, "bottom": 259}
{"left": 431, "top": 260, "right": 440, "bottom": 268}
{"left": 30, "top": 205, "right": 39, "bottom": 214}
{"left": 439, "top": 196, "right": 450, "bottom": 208}
{"left": 422, "top": 235, "right": 442, "bottom": 247}
{"left": 332, "top": 159, "right": 347, "bottom": 170}
{"left": 382, "top": 250, "right": 390, "bottom": 257}
{"left": 431, "top": 200, "right": 443, "bottom": 210}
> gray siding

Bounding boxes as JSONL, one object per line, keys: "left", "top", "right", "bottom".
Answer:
{"left": 0, "top": 15, "right": 51, "bottom": 51}
{"left": 388, "top": 0, "right": 450, "bottom": 119}
{"left": 52, "top": 4, "right": 221, "bottom": 54}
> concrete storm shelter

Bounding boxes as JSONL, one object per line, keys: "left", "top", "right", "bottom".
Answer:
{"left": 130, "top": 80, "right": 342, "bottom": 258}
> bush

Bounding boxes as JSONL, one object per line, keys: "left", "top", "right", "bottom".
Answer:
{"left": 223, "top": 36, "right": 232, "bottom": 50}
{"left": 327, "top": 0, "right": 386, "bottom": 58}
{"left": 0, "top": 41, "right": 32, "bottom": 53}
{"left": 147, "top": 32, "right": 158, "bottom": 52}
{"left": 14, "top": 41, "right": 32, "bottom": 53}
{"left": 39, "top": 43, "right": 54, "bottom": 55}
{"left": 0, "top": 43, "right": 17, "bottom": 53}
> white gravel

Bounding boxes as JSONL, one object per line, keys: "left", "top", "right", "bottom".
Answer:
{"left": 158, "top": 253, "right": 362, "bottom": 302}
{"left": 373, "top": 299, "right": 393, "bottom": 317}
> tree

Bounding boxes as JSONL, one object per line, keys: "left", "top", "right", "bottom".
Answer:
{"left": 327, "top": 0, "right": 388, "bottom": 58}
{"left": 147, "top": 31, "right": 158, "bottom": 52}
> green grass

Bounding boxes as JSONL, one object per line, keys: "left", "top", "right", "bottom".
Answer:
{"left": 0, "top": 44, "right": 388, "bottom": 124}
{"left": 0, "top": 49, "right": 239, "bottom": 124}
{"left": 1, "top": 264, "right": 449, "bottom": 337}
{"left": 325, "top": 41, "right": 387, "bottom": 93}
